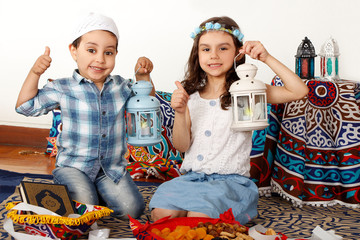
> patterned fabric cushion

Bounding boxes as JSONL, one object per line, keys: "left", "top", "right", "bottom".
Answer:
{"left": 46, "top": 109, "right": 61, "bottom": 157}
{"left": 46, "top": 91, "right": 183, "bottom": 181}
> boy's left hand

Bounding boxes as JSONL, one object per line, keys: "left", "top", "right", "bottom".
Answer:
{"left": 135, "top": 57, "right": 153, "bottom": 76}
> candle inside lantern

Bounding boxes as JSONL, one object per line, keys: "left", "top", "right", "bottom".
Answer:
{"left": 237, "top": 96, "right": 251, "bottom": 121}
{"left": 140, "top": 115, "right": 151, "bottom": 136}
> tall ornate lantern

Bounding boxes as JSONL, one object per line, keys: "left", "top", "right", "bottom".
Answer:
{"left": 295, "top": 37, "right": 317, "bottom": 79}
{"left": 229, "top": 64, "right": 268, "bottom": 131}
{"left": 319, "top": 37, "right": 340, "bottom": 81}
{"left": 126, "top": 81, "right": 162, "bottom": 146}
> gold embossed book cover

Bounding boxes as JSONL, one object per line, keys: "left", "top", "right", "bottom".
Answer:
{"left": 19, "top": 181, "right": 75, "bottom": 216}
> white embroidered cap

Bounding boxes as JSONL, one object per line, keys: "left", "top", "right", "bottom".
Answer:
{"left": 71, "top": 13, "right": 119, "bottom": 42}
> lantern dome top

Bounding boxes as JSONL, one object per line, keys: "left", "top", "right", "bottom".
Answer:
{"left": 126, "top": 80, "right": 159, "bottom": 110}
{"left": 131, "top": 80, "right": 153, "bottom": 95}
{"left": 230, "top": 63, "right": 266, "bottom": 92}
{"left": 235, "top": 63, "right": 258, "bottom": 80}
{"left": 319, "top": 37, "right": 340, "bottom": 57}
{"left": 295, "top": 36, "right": 317, "bottom": 58}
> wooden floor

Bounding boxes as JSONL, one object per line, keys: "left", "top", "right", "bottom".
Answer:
{"left": 0, "top": 144, "right": 55, "bottom": 175}
{"left": 0, "top": 125, "right": 163, "bottom": 183}
{"left": 0, "top": 125, "right": 53, "bottom": 174}
{"left": 0, "top": 144, "right": 164, "bottom": 183}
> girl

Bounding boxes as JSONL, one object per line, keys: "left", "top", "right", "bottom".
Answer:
{"left": 149, "top": 16, "right": 308, "bottom": 224}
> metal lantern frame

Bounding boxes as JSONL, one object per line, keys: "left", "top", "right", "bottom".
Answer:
{"left": 295, "top": 36, "right": 317, "bottom": 80}
{"left": 319, "top": 37, "right": 340, "bottom": 81}
{"left": 126, "top": 81, "right": 162, "bottom": 146}
{"left": 230, "top": 64, "right": 269, "bottom": 131}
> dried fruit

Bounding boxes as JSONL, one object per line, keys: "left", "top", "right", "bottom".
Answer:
{"left": 149, "top": 222, "right": 253, "bottom": 240}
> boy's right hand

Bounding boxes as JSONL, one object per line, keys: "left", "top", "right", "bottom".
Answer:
{"left": 171, "top": 81, "right": 189, "bottom": 114}
{"left": 31, "top": 46, "right": 52, "bottom": 76}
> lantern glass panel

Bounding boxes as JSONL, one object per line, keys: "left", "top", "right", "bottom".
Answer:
{"left": 253, "top": 94, "right": 266, "bottom": 120}
{"left": 140, "top": 112, "right": 153, "bottom": 137}
{"left": 236, "top": 95, "right": 251, "bottom": 121}
{"left": 301, "top": 58, "right": 309, "bottom": 78}
{"left": 156, "top": 111, "right": 161, "bottom": 138}
{"left": 127, "top": 112, "right": 136, "bottom": 137}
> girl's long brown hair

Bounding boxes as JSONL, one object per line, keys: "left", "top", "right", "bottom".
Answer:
{"left": 182, "top": 16, "right": 245, "bottom": 110}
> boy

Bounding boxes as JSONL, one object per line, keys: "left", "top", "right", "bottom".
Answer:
{"left": 16, "top": 13, "right": 153, "bottom": 219}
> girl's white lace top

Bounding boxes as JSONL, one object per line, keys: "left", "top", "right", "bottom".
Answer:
{"left": 180, "top": 92, "right": 252, "bottom": 176}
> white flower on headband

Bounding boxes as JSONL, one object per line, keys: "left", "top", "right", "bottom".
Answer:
{"left": 190, "top": 21, "right": 244, "bottom": 42}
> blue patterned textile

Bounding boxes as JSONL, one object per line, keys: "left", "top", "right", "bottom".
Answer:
{"left": 250, "top": 76, "right": 360, "bottom": 208}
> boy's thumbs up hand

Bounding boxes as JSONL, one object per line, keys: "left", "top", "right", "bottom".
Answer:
{"left": 171, "top": 81, "right": 189, "bottom": 114}
{"left": 31, "top": 46, "right": 52, "bottom": 76}
{"left": 44, "top": 46, "right": 51, "bottom": 56}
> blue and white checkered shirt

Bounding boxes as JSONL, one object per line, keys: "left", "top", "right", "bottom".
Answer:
{"left": 16, "top": 70, "right": 133, "bottom": 183}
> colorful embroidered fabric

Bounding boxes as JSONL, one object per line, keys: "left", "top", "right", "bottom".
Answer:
{"left": 125, "top": 91, "right": 183, "bottom": 180}
{"left": 6, "top": 201, "right": 112, "bottom": 240}
{"left": 46, "top": 90, "right": 183, "bottom": 181}
{"left": 126, "top": 150, "right": 182, "bottom": 181}
{"left": 250, "top": 76, "right": 360, "bottom": 207}
{"left": 46, "top": 109, "right": 61, "bottom": 156}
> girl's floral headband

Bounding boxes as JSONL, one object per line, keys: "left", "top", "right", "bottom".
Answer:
{"left": 190, "top": 22, "right": 244, "bottom": 42}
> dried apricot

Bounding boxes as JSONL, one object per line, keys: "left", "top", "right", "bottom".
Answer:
{"left": 186, "top": 229, "right": 197, "bottom": 239}
{"left": 161, "top": 227, "right": 171, "bottom": 237}
{"left": 151, "top": 228, "right": 161, "bottom": 236}
{"left": 195, "top": 227, "right": 207, "bottom": 239}
{"left": 164, "top": 235, "right": 175, "bottom": 240}
{"left": 169, "top": 231, "right": 184, "bottom": 240}
{"left": 203, "top": 234, "right": 214, "bottom": 240}
{"left": 175, "top": 225, "right": 191, "bottom": 234}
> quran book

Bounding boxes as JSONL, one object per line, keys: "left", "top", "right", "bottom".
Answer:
{"left": 19, "top": 181, "right": 75, "bottom": 216}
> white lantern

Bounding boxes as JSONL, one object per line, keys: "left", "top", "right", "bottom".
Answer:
{"left": 126, "top": 81, "right": 162, "bottom": 146}
{"left": 319, "top": 37, "right": 340, "bottom": 81}
{"left": 229, "top": 63, "right": 268, "bottom": 131}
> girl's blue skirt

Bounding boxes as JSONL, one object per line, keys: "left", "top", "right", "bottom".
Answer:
{"left": 149, "top": 171, "right": 258, "bottom": 225}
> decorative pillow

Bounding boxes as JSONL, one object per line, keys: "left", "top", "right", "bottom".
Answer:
{"left": 125, "top": 144, "right": 154, "bottom": 162}
{"left": 6, "top": 201, "right": 112, "bottom": 240}
{"left": 126, "top": 152, "right": 182, "bottom": 181}
{"left": 144, "top": 91, "right": 183, "bottom": 163}
{"left": 45, "top": 90, "right": 183, "bottom": 181}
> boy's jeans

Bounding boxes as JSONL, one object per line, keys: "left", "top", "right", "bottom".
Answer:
{"left": 53, "top": 167, "right": 145, "bottom": 219}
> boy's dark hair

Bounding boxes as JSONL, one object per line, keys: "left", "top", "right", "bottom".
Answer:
{"left": 71, "top": 37, "right": 82, "bottom": 48}
{"left": 182, "top": 16, "right": 245, "bottom": 110}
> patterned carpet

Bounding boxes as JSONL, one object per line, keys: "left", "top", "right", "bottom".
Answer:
{"left": 1, "top": 176, "right": 359, "bottom": 240}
